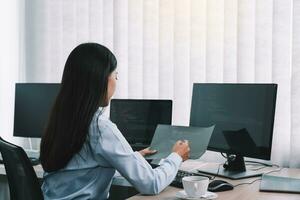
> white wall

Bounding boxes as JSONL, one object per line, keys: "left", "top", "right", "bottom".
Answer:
{"left": 0, "top": 0, "right": 28, "bottom": 147}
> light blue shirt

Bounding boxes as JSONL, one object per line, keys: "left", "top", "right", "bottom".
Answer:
{"left": 42, "top": 108, "right": 182, "bottom": 200}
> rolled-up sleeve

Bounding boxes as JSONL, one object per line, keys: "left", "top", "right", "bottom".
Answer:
{"left": 93, "top": 118, "right": 182, "bottom": 195}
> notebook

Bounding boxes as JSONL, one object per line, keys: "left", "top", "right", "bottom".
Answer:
{"left": 146, "top": 124, "right": 215, "bottom": 160}
{"left": 260, "top": 174, "right": 300, "bottom": 193}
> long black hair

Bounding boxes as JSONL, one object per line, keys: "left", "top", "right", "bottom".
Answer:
{"left": 40, "top": 43, "right": 117, "bottom": 172}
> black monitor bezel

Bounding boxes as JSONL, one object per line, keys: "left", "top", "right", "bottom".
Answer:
{"left": 190, "top": 83, "right": 277, "bottom": 160}
{"left": 13, "top": 83, "right": 60, "bottom": 138}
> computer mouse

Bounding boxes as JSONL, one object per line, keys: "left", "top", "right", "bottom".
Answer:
{"left": 208, "top": 180, "right": 234, "bottom": 192}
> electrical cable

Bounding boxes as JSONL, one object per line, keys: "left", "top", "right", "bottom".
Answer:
{"left": 233, "top": 178, "right": 262, "bottom": 187}
{"left": 245, "top": 161, "right": 280, "bottom": 171}
{"left": 233, "top": 167, "right": 283, "bottom": 188}
{"left": 245, "top": 160, "right": 279, "bottom": 167}
{"left": 209, "top": 163, "right": 223, "bottom": 180}
{"left": 249, "top": 166, "right": 268, "bottom": 171}
{"left": 221, "top": 152, "right": 228, "bottom": 159}
{"left": 263, "top": 167, "right": 283, "bottom": 175}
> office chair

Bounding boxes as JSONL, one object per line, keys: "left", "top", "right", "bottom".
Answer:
{"left": 0, "top": 137, "right": 43, "bottom": 200}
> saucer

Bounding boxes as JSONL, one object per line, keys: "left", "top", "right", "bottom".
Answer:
{"left": 175, "top": 190, "right": 218, "bottom": 200}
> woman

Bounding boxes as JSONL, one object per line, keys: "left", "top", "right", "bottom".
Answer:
{"left": 40, "top": 43, "right": 190, "bottom": 199}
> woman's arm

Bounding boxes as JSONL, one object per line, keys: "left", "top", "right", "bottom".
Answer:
{"left": 93, "top": 119, "right": 183, "bottom": 195}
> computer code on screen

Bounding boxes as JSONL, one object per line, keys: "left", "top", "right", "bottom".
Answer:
{"left": 110, "top": 99, "right": 172, "bottom": 145}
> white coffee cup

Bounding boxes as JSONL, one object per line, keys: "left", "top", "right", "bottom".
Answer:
{"left": 182, "top": 176, "right": 209, "bottom": 198}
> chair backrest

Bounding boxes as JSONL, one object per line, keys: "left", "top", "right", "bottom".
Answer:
{"left": 0, "top": 137, "right": 43, "bottom": 200}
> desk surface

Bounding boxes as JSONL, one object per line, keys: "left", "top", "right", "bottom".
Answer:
{"left": 128, "top": 162, "right": 300, "bottom": 200}
{"left": 1, "top": 161, "right": 300, "bottom": 200}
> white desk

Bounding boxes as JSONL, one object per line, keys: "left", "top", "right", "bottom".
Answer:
{"left": 128, "top": 161, "right": 300, "bottom": 200}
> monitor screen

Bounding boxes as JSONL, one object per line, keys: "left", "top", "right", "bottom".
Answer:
{"left": 190, "top": 83, "right": 277, "bottom": 160}
{"left": 110, "top": 99, "right": 172, "bottom": 145}
{"left": 13, "top": 83, "right": 60, "bottom": 138}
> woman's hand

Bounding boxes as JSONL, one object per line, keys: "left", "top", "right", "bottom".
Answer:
{"left": 139, "top": 147, "right": 157, "bottom": 157}
{"left": 172, "top": 140, "right": 190, "bottom": 161}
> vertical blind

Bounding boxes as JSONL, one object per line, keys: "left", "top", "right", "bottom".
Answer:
{"left": 21, "top": 0, "right": 300, "bottom": 167}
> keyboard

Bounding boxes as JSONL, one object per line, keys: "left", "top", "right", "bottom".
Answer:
{"left": 171, "top": 170, "right": 211, "bottom": 188}
{"left": 150, "top": 163, "right": 212, "bottom": 188}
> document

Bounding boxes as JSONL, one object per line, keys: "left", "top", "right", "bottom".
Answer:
{"left": 260, "top": 174, "right": 300, "bottom": 193}
{"left": 146, "top": 124, "right": 215, "bottom": 160}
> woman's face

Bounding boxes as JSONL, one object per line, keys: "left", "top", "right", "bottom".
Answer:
{"left": 106, "top": 70, "right": 118, "bottom": 104}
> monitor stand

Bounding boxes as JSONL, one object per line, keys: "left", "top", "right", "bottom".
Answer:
{"left": 197, "top": 154, "right": 263, "bottom": 180}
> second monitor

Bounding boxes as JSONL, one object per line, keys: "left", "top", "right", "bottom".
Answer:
{"left": 110, "top": 99, "right": 172, "bottom": 151}
{"left": 190, "top": 83, "right": 277, "bottom": 179}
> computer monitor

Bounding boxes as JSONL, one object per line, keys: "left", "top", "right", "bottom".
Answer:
{"left": 13, "top": 83, "right": 60, "bottom": 138}
{"left": 190, "top": 83, "right": 277, "bottom": 179}
{"left": 110, "top": 99, "right": 172, "bottom": 150}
